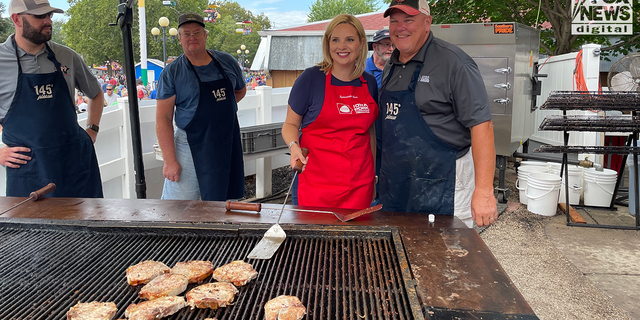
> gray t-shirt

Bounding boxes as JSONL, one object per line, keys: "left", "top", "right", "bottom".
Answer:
{"left": 0, "top": 35, "right": 101, "bottom": 121}
{"left": 381, "top": 32, "right": 491, "bottom": 157}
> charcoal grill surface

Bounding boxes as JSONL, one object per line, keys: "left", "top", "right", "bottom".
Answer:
{"left": 0, "top": 219, "right": 422, "bottom": 320}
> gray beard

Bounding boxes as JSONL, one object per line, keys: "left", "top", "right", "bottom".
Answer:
{"left": 376, "top": 52, "right": 390, "bottom": 62}
{"left": 22, "top": 17, "right": 52, "bottom": 45}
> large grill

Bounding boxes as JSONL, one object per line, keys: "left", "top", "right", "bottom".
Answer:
{"left": 0, "top": 219, "right": 423, "bottom": 320}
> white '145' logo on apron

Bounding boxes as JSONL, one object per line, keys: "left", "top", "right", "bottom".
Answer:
{"left": 34, "top": 84, "right": 53, "bottom": 100}
{"left": 385, "top": 102, "right": 400, "bottom": 120}
{"left": 212, "top": 88, "right": 227, "bottom": 102}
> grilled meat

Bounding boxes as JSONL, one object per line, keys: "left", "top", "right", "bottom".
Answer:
{"left": 212, "top": 260, "right": 258, "bottom": 286}
{"left": 139, "top": 273, "right": 189, "bottom": 300}
{"left": 186, "top": 282, "right": 239, "bottom": 309}
{"left": 124, "top": 296, "right": 186, "bottom": 320}
{"left": 67, "top": 301, "right": 117, "bottom": 320}
{"left": 126, "top": 261, "right": 170, "bottom": 286}
{"left": 264, "top": 296, "right": 306, "bottom": 320}
{"left": 171, "top": 260, "right": 214, "bottom": 283}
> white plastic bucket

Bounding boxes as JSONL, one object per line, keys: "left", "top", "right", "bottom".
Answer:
{"left": 521, "top": 161, "right": 550, "bottom": 168}
{"left": 583, "top": 168, "right": 618, "bottom": 207}
{"left": 550, "top": 165, "right": 583, "bottom": 205}
{"left": 526, "top": 173, "right": 562, "bottom": 216}
{"left": 516, "top": 166, "right": 549, "bottom": 204}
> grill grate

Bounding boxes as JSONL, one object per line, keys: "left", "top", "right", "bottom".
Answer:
{"left": 540, "top": 91, "right": 640, "bottom": 110}
{"left": 0, "top": 220, "right": 422, "bottom": 320}
{"left": 534, "top": 145, "right": 640, "bottom": 154}
{"left": 539, "top": 115, "right": 640, "bottom": 132}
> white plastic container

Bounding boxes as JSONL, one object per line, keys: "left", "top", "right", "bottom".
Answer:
{"left": 516, "top": 166, "right": 549, "bottom": 204}
{"left": 526, "top": 173, "right": 562, "bottom": 216}
{"left": 549, "top": 165, "right": 583, "bottom": 206}
{"left": 583, "top": 168, "right": 618, "bottom": 207}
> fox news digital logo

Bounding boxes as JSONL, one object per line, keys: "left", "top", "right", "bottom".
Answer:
{"left": 571, "top": 0, "right": 633, "bottom": 35}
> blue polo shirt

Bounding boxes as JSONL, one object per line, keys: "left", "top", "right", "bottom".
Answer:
{"left": 157, "top": 50, "right": 245, "bottom": 129}
{"left": 365, "top": 56, "right": 383, "bottom": 88}
{"left": 288, "top": 66, "right": 378, "bottom": 129}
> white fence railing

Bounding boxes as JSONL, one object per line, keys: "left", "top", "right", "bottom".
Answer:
{"left": 0, "top": 86, "right": 291, "bottom": 199}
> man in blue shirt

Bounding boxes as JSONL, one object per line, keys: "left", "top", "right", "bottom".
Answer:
{"left": 155, "top": 12, "right": 246, "bottom": 201}
{"left": 365, "top": 28, "right": 394, "bottom": 88}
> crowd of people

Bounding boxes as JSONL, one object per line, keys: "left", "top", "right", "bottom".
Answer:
{"left": 243, "top": 70, "right": 267, "bottom": 90}
{"left": 75, "top": 74, "right": 160, "bottom": 113}
{"left": 1, "top": 0, "right": 499, "bottom": 228}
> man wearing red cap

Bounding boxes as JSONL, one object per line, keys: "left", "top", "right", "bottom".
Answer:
{"left": 378, "top": 0, "right": 498, "bottom": 227}
{"left": 0, "top": 0, "right": 103, "bottom": 198}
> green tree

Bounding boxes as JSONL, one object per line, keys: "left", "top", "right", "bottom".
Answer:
{"left": 63, "top": 0, "right": 269, "bottom": 71}
{"left": 51, "top": 19, "right": 66, "bottom": 46}
{"left": 1, "top": 3, "right": 14, "bottom": 42}
{"left": 307, "top": 0, "right": 380, "bottom": 23}
{"left": 427, "top": 0, "right": 640, "bottom": 56}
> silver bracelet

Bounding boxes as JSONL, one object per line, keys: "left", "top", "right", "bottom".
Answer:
{"left": 288, "top": 141, "right": 298, "bottom": 148}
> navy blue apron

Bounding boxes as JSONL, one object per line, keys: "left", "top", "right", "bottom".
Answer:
{"left": 2, "top": 38, "right": 103, "bottom": 198}
{"left": 378, "top": 61, "right": 457, "bottom": 215}
{"left": 183, "top": 51, "right": 244, "bottom": 201}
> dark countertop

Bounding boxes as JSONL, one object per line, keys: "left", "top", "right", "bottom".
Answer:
{"left": 0, "top": 197, "right": 537, "bottom": 319}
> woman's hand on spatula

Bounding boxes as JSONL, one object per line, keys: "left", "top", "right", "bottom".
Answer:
{"left": 289, "top": 144, "right": 308, "bottom": 172}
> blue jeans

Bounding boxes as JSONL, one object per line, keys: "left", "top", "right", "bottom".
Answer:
{"left": 161, "top": 128, "right": 201, "bottom": 200}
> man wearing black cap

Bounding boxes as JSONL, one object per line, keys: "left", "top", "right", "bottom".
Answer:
{"left": 0, "top": 0, "right": 103, "bottom": 198}
{"left": 378, "top": 0, "right": 497, "bottom": 227}
{"left": 156, "top": 12, "right": 247, "bottom": 201}
{"left": 365, "top": 28, "right": 393, "bottom": 88}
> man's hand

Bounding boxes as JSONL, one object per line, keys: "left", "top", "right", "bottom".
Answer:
{"left": 471, "top": 189, "right": 498, "bottom": 227}
{"left": 85, "top": 128, "right": 98, "bottom": 143}
{"left": 163, "top": 160, "right": 181, "bottom": 182}
{"left": 0, "top": 146, "right": 32, "bottom": 168}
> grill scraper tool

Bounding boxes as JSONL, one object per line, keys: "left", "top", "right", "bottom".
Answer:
{"left": 247, "top": 148, "right": 308, "bottom": 260}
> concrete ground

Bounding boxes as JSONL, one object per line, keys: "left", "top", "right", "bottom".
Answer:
{"left": 480, "top": 162, "right": 640, "bottom": 320}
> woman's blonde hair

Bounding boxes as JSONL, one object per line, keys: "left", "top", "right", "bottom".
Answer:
{"left": 317, "top": 14, "right": 368, "bottom": 80}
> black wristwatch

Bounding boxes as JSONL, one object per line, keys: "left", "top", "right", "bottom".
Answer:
{"left": 87, "top": 124, "right": 99, "bottom": 133}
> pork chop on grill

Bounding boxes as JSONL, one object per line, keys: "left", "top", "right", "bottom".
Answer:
{"left": 67, "top": 301, "right": 117, "bottom": 320}
{"left": 124, "top": 296, "right": 186, "bottom": 320}
{"left": 139, "top": 273, "right": 189, "bottom": 300}
{"left": 212, "top": 260, "right": 258, "bottom": 286}
{"left": 171, "top": 260, "right": 214, "bottom": 283}
{"left": 264, "top": 295, "right": 306, "bottom": 320}
{"left": 186, "top": 282, "right": 239, "bottom": 309}
{"left": 126, "top": 260, "right": 170, "bottom": 286}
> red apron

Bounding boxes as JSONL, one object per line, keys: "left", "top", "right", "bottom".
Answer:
{"left": 298, "top": 72, "right": 378, "bottom": 210}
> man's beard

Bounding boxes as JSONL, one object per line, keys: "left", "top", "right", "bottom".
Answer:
{"left": 376, "top": 50, "right": 391, "bottom": 62}
{"left": 22, "top": 17, "right": 52, "bottom": 45}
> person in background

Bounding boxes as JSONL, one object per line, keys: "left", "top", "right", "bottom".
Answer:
{"left": 378, "top": 0, "right": 497, "bottom": 227}
{"left": 365, "top": 28, "right": 394, "bottom": 88}
{"left": 281, "top": 14, "right": 378, "bottom": 210}
{"left": 121, "top": 88, "right": 128, "bottom": 97}
{"left": 0, "top": 0, "right": 103, "bottom": 198}
{"left": 156, "top": 12, "right": 246, "bottom": 201}
{"left": 104, "top": 84, "right": 118, "bottom": 107}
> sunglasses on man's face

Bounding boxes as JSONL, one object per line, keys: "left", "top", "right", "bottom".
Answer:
{"left": 20, "top": 12, "right": 54, "bottom": 19}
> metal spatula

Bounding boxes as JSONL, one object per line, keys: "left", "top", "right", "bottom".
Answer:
{"left": 247, "top": 148, "right": 309, "bottom": 260}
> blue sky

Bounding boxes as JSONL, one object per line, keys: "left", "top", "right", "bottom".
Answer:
{"left": 2, "top": 0, "right": 385, "bottom": 29}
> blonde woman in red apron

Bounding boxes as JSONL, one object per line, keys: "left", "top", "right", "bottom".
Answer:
{"left": 282, "top": 14, "right": 379, "bottom": 210}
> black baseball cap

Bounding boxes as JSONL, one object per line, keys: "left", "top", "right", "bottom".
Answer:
{"left": 368, "top": 29, "right": 390, "bottom": 50}
{"left": 384, "top": 0, "right": 431, "bottom": 18}
{"left": 178, "top": 12, "right": 205, "bottom": 28}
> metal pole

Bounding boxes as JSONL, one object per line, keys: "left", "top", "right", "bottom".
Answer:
{"left": 162, "top": 26, "right": 167, "bottom": 69}
{"left": 112, "top": 0, "right": 147, "bottom": 199}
